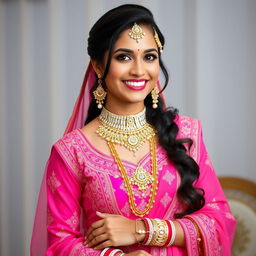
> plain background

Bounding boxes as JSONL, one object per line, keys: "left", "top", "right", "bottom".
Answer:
{"left": 0, "top": 0, "right": 255, "bottom": 255}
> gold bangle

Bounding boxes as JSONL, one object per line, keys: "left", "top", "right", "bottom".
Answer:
{"left": 150, "top": 219, "right": 169, "bottom": 246}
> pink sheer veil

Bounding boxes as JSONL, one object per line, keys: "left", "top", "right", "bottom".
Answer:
{"left": 30, "top": 60, "right": 166, "bottom": 255}
{"left": 30, "top": 62, "right": 96, "bottom": 256}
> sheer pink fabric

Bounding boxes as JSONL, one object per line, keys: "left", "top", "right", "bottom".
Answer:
{"left": 31, "top": 62, "right": 236, "bottom": 255}
{"left": 30, "top": 63, "right": 95, "bottom": 255}
{"left": 64, "top": 62, "right": 96, "bottom": 135}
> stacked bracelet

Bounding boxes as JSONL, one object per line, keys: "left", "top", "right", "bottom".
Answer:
{"left": 135, "top": 218, "right": 176, "bottom": 247}
{"left": 143, "top": 218, "right": 154, "bottom": 245}
{"left": 151, "top": 218, "right": 169, "bottom": 246}
{"left": 165, "top": 220, "right": 176, "bottom": 246}
{"left": 100, "top": 248, "right": 124, "bottom": 256}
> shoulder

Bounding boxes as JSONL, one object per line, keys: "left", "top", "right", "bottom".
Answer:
{"left": 52, "top": 129, "right": 86, "bottom": 179}
{"left": 174, "top": 115, "right": 203, "bottom": 162}
{"left": 174, "top": 114, "right": 202, "bottom": 139}
{"left": 54, "top": 129, "right": 84, "bottom": 154}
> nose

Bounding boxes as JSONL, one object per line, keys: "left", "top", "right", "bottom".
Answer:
{"left": 130, "top": 59, "right": 145, "bottom": 77}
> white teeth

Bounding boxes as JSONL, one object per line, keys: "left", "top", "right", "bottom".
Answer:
{"left": 124, "top": 81, "right": 146, "bottom": 87}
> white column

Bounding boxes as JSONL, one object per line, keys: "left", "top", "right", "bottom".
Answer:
{"left": 49, "top": 0, "right": 67, "bottom": 142}
{"left": 20, "top": 0, "right": 35, "bottom": 255}
{"left": 0, "top": 2, "right": 8, "bottom": 256}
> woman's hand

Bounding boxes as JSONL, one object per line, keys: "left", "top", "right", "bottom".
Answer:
{"left": 125, "top": 250, "right": 152, "bottom": 256}
{"left": 85, "top": 211, "right": 139, "bottom": 249}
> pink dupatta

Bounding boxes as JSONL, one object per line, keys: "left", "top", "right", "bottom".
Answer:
{"left": 30, "top": 63, "right": 96, "bottom": 255}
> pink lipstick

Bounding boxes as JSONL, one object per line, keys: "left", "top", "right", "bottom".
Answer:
{"left": 122, "top": 79, "right": 147, "bottom": 91}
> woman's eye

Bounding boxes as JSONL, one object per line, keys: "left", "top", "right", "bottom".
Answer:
{"left": 145, "top": 54, "right": 158, "bottom": 61}
{"left": 115, "top": 54, "right": 131, "bottom": 61}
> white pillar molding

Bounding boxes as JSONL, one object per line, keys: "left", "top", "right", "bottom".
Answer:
{"left": 0, "top": 3, "right": 8, "bottom": 256}
{"left": 20, "top": 1, "right": 35, "bottom": 255}
{"left": 49, "top": 0, "right": 67, "bottom": 142}
{"left": 86, "top": 0, "right": 105, "bottom": 29}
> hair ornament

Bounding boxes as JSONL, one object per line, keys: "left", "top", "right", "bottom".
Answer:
{"left": 153, "top": 28, "right": 163, "bottom": 53}
{"left": 128, "top": 23, "right": 146, "bottom": 43}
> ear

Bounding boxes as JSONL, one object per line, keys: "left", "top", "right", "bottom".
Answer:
{"left": 90, "top": 59, "right": 104, "bottom": 77}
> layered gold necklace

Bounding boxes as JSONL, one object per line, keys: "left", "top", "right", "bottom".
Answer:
{"left": 97, "top": 107, "right": 155, "bottom": 152}
{"left": 97, "top": 107, "right": 158, "bottom": 217}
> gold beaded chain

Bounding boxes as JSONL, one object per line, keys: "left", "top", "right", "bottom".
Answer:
{"left": 107, "top": 137, "right": 158, "bottom": 217}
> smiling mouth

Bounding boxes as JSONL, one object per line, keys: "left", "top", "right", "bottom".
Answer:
{"left": 122, "top": 80, "right": 147, "bottom": 90}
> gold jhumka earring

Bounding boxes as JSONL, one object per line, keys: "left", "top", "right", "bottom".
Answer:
{"left": 151, "top": 86, "right": 159, "bottom": 109}
{"left": 93, "top": 74, "right": 107, "bottom": 109}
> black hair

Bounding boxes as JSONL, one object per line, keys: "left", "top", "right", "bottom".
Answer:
{"left": 86, "top": 4, "right": 205, "bottom": 217}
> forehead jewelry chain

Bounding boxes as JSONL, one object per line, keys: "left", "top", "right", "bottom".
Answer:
{"left": 153, "top": 28, "right": 163, "bottom": 53}
{"left": 128, "top": 23, "right": 146, "bottom": 43}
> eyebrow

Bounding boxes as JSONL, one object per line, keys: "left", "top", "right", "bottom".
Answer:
{"left": 113, "top": 48, "right": 158, "bottom": 54}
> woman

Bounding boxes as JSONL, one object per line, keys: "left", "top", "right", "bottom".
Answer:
{"left": 31, "top": 4, "right": 236, "bottom": 256}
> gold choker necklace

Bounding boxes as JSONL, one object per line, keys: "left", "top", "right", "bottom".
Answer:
{"left": 97, "top": 107, "right": 156, "bottom": 152}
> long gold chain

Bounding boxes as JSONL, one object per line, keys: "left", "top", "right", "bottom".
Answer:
{"left": 107, "top": 137, "right": 158, "bottom": 217}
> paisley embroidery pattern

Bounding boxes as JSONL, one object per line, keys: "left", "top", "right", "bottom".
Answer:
{"left": 83, "top": 171, "right": 122, "bottom": 215}
{"left": 177, "top": 116, "right": 200, "bottom": 162}
{"left": 208, "top": 198, "right": 220, "bottom": 210}
{"left": 137, "top": 198, "right": 148, "bottom": 211}
{"left": 160, "top": 192, "right": 172, "bottom": 208}
{"left": 162, "top": 169, "right": 175, "bottom": 185}
{"left": 66, "top": 211, "right": 79, "bottom": 231}
{"left": 55, "top": 133, "right": 85, "bottom": 181}
{"left": 192, "top": 213, "right": 221, "bottom": 255}
{"left": 47, "top": 170, "right": 61, "bottom": 193}
{"left": 70, "top": 242, "right": 98, "bottom": 256}
{"left": 177, "top": 217, "right": 199, "bottom": 256}
{"left": 121, "top": 201, "right": 132, "bottom": 216}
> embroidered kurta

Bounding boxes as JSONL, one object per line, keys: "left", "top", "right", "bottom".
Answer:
{"left": 46, "top": 115, "right": 236, "bottom": 255}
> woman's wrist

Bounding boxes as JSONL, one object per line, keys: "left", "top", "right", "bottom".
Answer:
{"left": 135, "top": 218, "right": 176, "bottom": 247}
{"left": 134, "top": 219, "right": 147, "bottom": 243}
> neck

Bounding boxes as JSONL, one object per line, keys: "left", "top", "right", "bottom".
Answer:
{"left": 98, "top": 107, "right": 147, "bottom": 131}
{"left": 104, "top": 101, "right": 145, "bottom": 116}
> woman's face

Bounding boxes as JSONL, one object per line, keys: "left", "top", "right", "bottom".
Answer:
{"left": 98, "top": 24, "right": 161, "bottom": 112}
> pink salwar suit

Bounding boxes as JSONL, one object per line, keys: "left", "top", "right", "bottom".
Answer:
{"left": 31, "top": 63, "right": 236, "bottom": 256}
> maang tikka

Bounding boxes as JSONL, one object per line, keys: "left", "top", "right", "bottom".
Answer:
{"left": 128, "top": 23, "right": 146, "bottom": 43}
{"left": 93, "top": 74, "right": 107, "bottom": 109}
{"left": 128, "top": 23, "right": 163, "bottom": 53}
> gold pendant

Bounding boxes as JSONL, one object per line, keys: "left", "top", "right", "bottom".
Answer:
{"left": 129, "top": 166, "right": 154, "bottom": 192}
{"left": 107, "top": 137, "right": 158, "bottom": 217}
{"left": 127, "top": 135, "right": 139, "bottom": 146}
